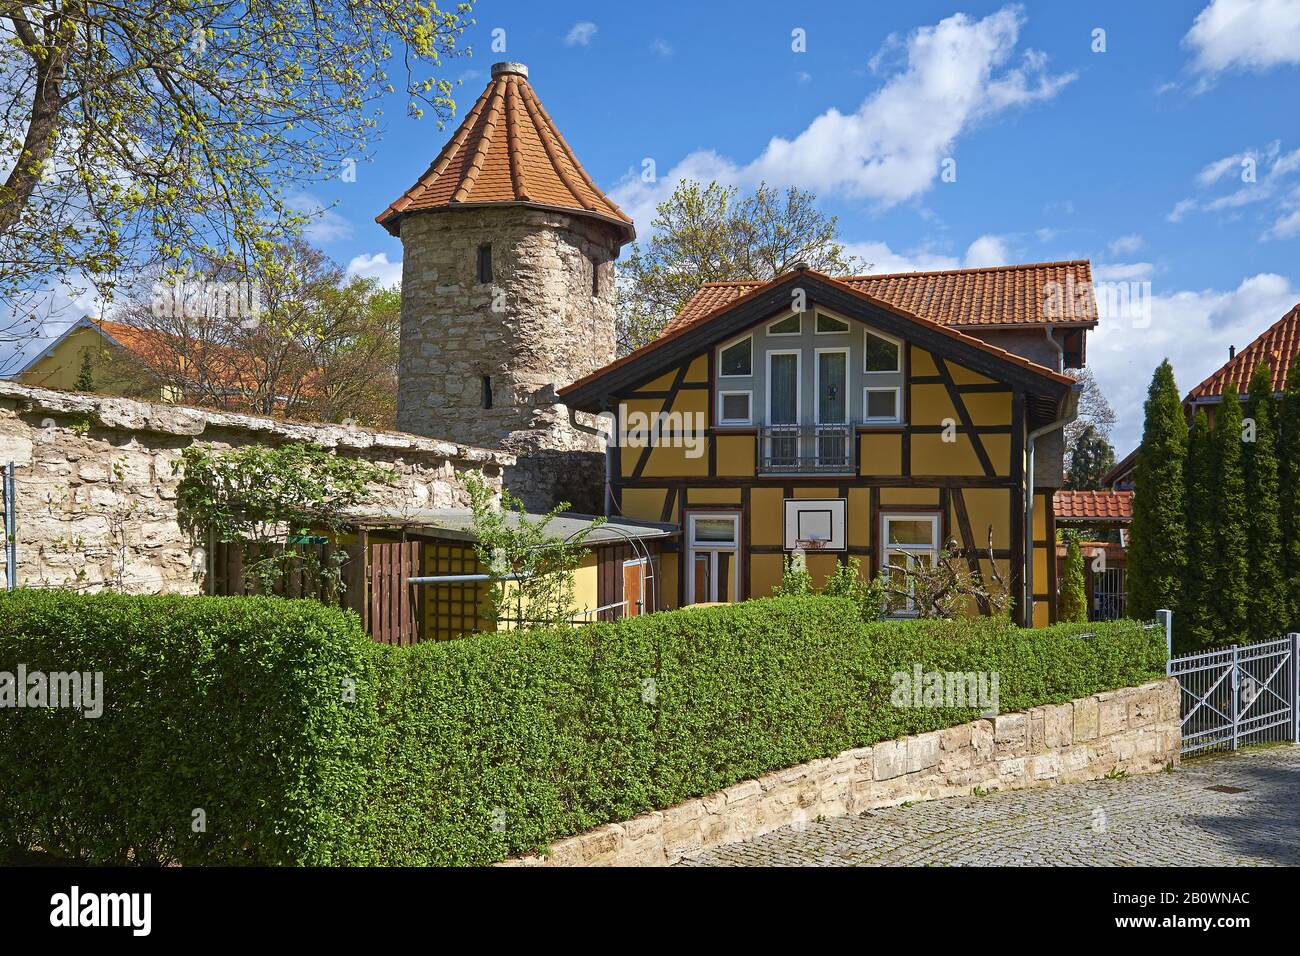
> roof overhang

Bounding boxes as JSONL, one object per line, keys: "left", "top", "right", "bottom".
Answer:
{"left": 378, "top": 199, "right": 636, "bottom": 244}
{"left": 561, "top": 270, "right": 1074, "bottom": 415}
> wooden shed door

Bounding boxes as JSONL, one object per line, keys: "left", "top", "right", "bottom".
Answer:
{"left": 369, "top": 541, "right": 421, "bottom": 644}
{"left": 623, "top": 560, "right": 645, "bottom": 617}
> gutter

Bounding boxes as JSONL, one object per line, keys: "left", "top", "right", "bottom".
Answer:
{"left": 1023, "top": 384, "right": 1080, "bottom": 626}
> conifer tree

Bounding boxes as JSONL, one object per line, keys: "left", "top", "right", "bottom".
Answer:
{"left": 1243, "top": 362, "right": 1285, "bottom": 643}
{"left": 1127, "top": 360, "right": 1187, "bottom": 621}
{"left": 1058, "top": 535, "right": 1088, "bottom": 624}
{"left": 1279, "top": 357, "right": 1300, "bottom": 632}
{"left": 1181, "top": 409, "right": 1217, "bottom": 652}
{"left": 1211, "top": 389, "right": 1250, "bottom": 645}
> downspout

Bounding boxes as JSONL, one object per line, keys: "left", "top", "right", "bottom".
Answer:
{"left": 1023, "top": 383, "right": 1080, "bottom": 627}
{"left": 1044, "top": 324, "right": 1064, "bottom": 373}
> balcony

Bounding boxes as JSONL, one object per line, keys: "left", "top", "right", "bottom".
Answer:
{"left": 758, "top": 424, "right": 855, "bottom": 475}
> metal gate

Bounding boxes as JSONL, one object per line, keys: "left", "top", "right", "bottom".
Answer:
{"left": 1167, "top": 629, "right": 1300, "bottom": 756}
{"left": 1089, "top": 567, "right": 1126, "bottom": 621}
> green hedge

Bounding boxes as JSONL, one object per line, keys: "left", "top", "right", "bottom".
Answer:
{"left": 0, "top": 590, "right": 1166, "bottom": 866}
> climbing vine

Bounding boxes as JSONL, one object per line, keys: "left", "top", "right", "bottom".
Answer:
{"left": 176, "top": 441, "right": 393, "bottom": 593}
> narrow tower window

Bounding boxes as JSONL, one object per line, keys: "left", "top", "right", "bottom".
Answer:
{"left": 591, "top": 256, "right": 601, "bottom": 297}
{"left": 480, "top": 375, "right": 493, "bottom": 409}
{"left": 477, "top": 244, "right": 493, "bottom": 284}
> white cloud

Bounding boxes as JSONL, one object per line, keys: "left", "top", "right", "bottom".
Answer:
{"left": 1093, "top": 262, "right": 1155, "bottom": 281}
{"left": 1107, "top": 234, "right": 1144, "bottom": 256}
{"left": 1091, "top": 272, "right": 1300, "bottom": 453}
{"left": 963, "top": 234, "right": 1012, "bottom": 268}
{"left": 564, "top": 22, "right": 598, "bottom": 47}
{"left": 1184, "top": 0, "right": 1300, "bottom": 76}
{"left": 346, "top": 252, "right": 402, "bottom": 288}
{"left": 1168, "top": 142, "right": 1300, "bottom": 238}
{"left": 613, "top": 6, "right": 1073, "bottom": 230}
{"left": 289, "top": 193, "right": 353, "bottom": 243}
{"left": 650, "top": 38, "right": 673, "bottom": 58}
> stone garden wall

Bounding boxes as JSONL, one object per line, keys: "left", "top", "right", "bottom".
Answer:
{"left": 0, "top": 381, "right": 511, "bottom": 594}
{"left": 505, "top": 678, "right": 1181, "bottom": 867}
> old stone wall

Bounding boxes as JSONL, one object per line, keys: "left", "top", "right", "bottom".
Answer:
{"left": 0, "top": 381, "right": 511, "bottom": 594}
{"left": 504, "top": 678, "right": 1180, "bottom": 867}
{"left": 396, "top": 206, "right": 622, "bottom": 511}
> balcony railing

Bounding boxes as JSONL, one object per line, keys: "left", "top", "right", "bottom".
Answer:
{"left": 759, "top": 424, "right": 855, "bottom": 474}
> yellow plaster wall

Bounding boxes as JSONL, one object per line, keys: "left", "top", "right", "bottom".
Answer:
{"left": 859, "top": 433, "right": 902, "bottom": 475}
{"left": 715, "top": 434, "right": 755, "bottom": 476}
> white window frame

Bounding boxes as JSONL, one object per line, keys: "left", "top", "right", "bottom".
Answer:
{"left": 863, "top": 385, "right": 902, "bottom": 424}
{"left": 814, "top": 347, "right": 851, "bottom": 425}
{"left": 766, "top": 349, "right": 802, "bottom": 426}
{"left": 880, "top": 513, "right": 941, "bottom": 616}
{"left": 766, "top": 312, "right": 803, "bottom": 336}
{"left": 687, "top": 513, "right": 740, "bottom": 604}
{"left": 717, "top": 334, "right": 754, "bottom": 379}
{"left": 814, "top": 312, "right": 850, "bottom": 335}
{"left": 863, "top": 327, "right": 903, "bottom": 374}
{"left": 717, "top": 389, "right": 753, "bottom": 426}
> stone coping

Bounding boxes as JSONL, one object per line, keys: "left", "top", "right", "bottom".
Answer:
{"left": 503, "top": 678, "right": 1180, "bottom": 867}
{"left": 0, "top": 380, "right": 513, "bottom": 466}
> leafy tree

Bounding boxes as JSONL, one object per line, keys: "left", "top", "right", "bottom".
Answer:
{"left": 1063, "top": 367, "right": 1118, "bottom": 465}
{"left": 1210, "top": 389, "right": 1249, "bottom": 644}
{"left": 1279, "top": 357, "right": 1300, "bottom": 631}
{"left": 464, "top": 472, "right": 603, "bottom": 630}
{"left": 1058, "top": 534, "right": 1087, "bottom": 623}
{"left": 1065, "top": 423, "right": 1116, "bottom": 490}
{"left": 0, "top": 0, "right": 474, "bottom": 305}
{"left": 616, "top": 180, "right": 862, "bottom": 352}
{"left": 1126, "top": 360, "right": 1186, "bottom": 620}
{"left": 1181, "top": 409, "right": 1217, "bottom": 652}
{"left": 1243, "top": 362, "right": 1285, "bottom": 643}
{"left": 110, "top": 241, "right": 401, "bottom": 425}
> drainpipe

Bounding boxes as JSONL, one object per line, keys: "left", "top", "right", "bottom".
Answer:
{"left": 1023, "top": 385, "right": 1080, "bottom": 627}
{"left": 4, "top": 462, "right": 15, "bottom": 591}
{"left": 1044, "top": 324, "right": 1064, "bottom": 373}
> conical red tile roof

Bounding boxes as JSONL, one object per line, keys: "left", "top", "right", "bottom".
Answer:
{"left": 377, "top": 62, "right": 634, "bottom": 243}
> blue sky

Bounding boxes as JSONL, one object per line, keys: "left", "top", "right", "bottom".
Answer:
{"left": 10, "top": 0, "right": 1300, "bottom": 453}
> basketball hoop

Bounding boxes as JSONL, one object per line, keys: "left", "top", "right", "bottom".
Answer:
{"left": 795, "top": 537, "right": 828, "bottom": 551}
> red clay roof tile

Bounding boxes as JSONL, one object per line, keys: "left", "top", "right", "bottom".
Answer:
{"left": 1053, "top": 490, "right": 1134, "bottom": 521}
{"left": 1186, "top": 302, "right": 1300, "bottom": 401}
{"left": 376, "top": 64, "right": 633, "bottom": 243}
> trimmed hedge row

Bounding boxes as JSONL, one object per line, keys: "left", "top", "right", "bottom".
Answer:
{"left": 0, "top": 590, "right": 1166, "bottom": 865}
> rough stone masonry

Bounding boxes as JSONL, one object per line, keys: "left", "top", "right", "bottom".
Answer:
{"left": 0, "top": 380, "right": 511, "bottom": 593}
{"left": 505, "top": 678, "right": 1181, "bottom": 867}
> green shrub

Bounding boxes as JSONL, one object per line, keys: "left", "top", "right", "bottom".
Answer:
{"left": 0, "top": 590, "right": 1166, "bottom": 866}
{"left": 0, "top": 590, "right": 379, "bottom": 865}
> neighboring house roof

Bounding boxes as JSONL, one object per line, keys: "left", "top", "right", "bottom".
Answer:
{"left": 663, "top": 260, "right": 1098, "bottom": 338}
{"left": 1102, "top": 447, "right": 1137, "bottom": 487}
{"left": 560, "top": 267, "right": 1076, "bottom": 413}
{"left": 376, "top": 62, "right": 634, "bottom": 243}
{"left": 1186, "top": 302, "right": 1300, "bottom": 402}
{"left": 1053, "top": 489, "right": 1134, "bottom": 522}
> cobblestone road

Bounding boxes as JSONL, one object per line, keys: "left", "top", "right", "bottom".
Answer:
{"left": 680, "top": 745, "right": 1300, "bottom": 866}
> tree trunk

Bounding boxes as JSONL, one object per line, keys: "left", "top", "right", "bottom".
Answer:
{"left": 0, "top": 17, "right": 69, "bottom": 239}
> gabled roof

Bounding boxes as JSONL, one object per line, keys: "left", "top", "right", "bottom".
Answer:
{"left": 1053, "top": 489, "right": 1133, "bottom": 522}
{"left": 1102, "top": 447, "right": 1137, "bottom": 487}
{"left": 559, "top": 267, "right": 1075, "bottom": 414}
{"left": 1186, "top": 302, "right": 1300, "bottom": 402}
{"left": 376, "top": 62, "right": 634, "bottom": 243}
{"left": 663, "top": 260, "right": 1098, "bottom": 337}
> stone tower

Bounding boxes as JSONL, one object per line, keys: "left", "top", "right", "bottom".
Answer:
{"left": 378, "top": 61, "right": 635, "bottom": 512}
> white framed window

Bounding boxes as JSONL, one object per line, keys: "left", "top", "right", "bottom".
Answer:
{"left": 880, "top": 513, "right": 941, "bottom": 615}
{"left": 718, "top": 390, "right": 752, "bottom": 425}
{"left": 783, "top": 498, "right": 847, "bottom": 551}
{"left": 766, "top": 350, "right": 801, "bottom": 425}
{"left": 718, "top": 334, "right": 753, "bottom": 378}
{"left": 687, "top": 513, "right": 740, "bottom": 604}
{"left": 863, "top": 386, "right": 901, "bottom": 423}
{"left": 767, "top": 313, "right": 802, "bottom": 336}
{"left": 815, "top": 312, "right": 850, "bottom": 334}
{"left": 863, "top": 328, "right": 902, "bottom": 373}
